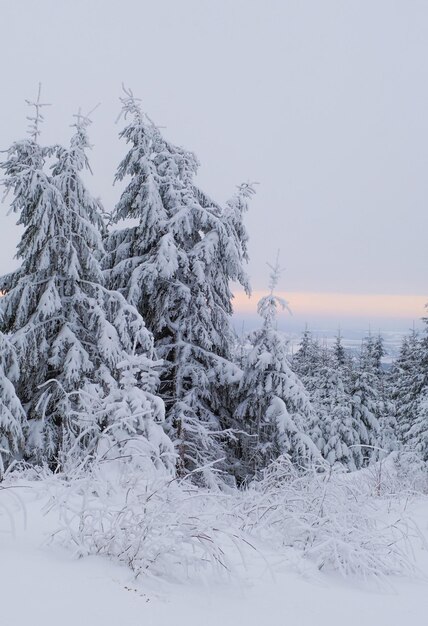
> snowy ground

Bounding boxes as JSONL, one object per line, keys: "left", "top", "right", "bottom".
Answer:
{"left": 1, "top": 481, "right": 428, "bottom": 626}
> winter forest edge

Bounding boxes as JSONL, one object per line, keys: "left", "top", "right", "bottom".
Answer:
{"left": 0, "top": 87, "right": 427, "bottom": 584}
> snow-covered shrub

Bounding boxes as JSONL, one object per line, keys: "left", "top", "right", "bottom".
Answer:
{"left": 332, "top": 450, "right": 428, "bottom": 499}
{"left": 46, "top": 454, "right": 420, "bottom": 586}
{"left": 393, "top": 451, "right": 428, "bottom": 494}
{"left": 46, "top": 460, "right": 254, "bottom": 582}
{"left": 238, "top": 456, "right": 419, "bottom": 582}
{"left": 378, "top": 450, "right": 428, "bottom": 496}
{"left": 0, "top": 482, "right": 26, "bottom": 535}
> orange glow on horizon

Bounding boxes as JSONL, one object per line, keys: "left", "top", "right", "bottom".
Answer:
{"left": 233, "top": 291, "right": 427, "bottom": 320}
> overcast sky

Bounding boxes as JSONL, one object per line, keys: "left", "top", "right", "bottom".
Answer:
{"left": 0, "top": 0, "right": 427, "bottom": 327}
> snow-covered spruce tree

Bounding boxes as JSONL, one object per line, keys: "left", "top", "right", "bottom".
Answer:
{"left": 234, "top": 258, "right": 320, "bottom": 480}
{"left": 331, "top": 331, "right": 356, "bottom": 395}
{"left": 314, "top": 345, "right": 361, "bottom": 470}
{"left": 373, "top": 335, "right": 398, "bottom": 456}
{"left": 291, "top": 327, "right": 322, "bottom": 394}
{"left": 0, "top": 331, "right": 25, "bottom": 476}
{"left": 371, "top": 333, "right": 386, "bottom": 372}
{"left": 391, "top": 329, "right": 424, "bottom": 446}
{"left": 348, "top": 336, "right": 382, "bottom": 466}
{"left": 105, "top": 89, "right": 251, "bottom": 481}
{"left": 399, "top": 318, "right": 428, "bottom": 461}
{"left": 0, "top": 93, "right": 62, "bottom": 458}
{"left": 291, "top": 330, "right": 363, "bottom": 470}
{"left": 359, "top": 333, "right": 398, "bottom": 459}
{"left": 94, "top": 355, "right": 174, "bottom": 473}
{"left": 293, "top": 331, "right": 362, "bottom": 470}
{"left": 405, "top": 392, "right": 428, "bottom": 461}
{"left": 0, "top": 104, "right": 174, "bottom": 472}
{"left": 333, "top": 330, "right": 347, "bottom": 367}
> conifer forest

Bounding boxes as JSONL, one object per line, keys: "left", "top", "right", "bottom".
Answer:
{"left": 1, "top": 89, "right": 427, "bottom": 483}
{"left": 4, "top": 0, "right": 428, "bottom": 626}
{"left": 0, "top": 88, "right": 428, "bottom": 623}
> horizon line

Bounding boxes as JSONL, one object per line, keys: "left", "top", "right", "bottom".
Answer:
{"left": 232, "top": 290, "right": 427, "bottom": 320}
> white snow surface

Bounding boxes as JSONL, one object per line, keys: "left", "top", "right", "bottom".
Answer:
{"left": 1, "top": 479, "right": 428, "bottom": 626}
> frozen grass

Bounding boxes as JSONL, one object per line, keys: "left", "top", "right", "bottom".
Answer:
{"left": 45, "top": 467, "right": 251, "bottom": 582}
{"left": 37, "top": 453, "right": 426, "bottom": 586}
{"left": 0, "top": 480, "right": 27, "bottom": 536}
{"left": 238, "top": 457, "right": 424, "bottom": 582}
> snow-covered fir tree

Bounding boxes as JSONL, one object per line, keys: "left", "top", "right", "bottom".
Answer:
{"left": 291, "top": 327, "right": 322, "bottom": 394}
{"left": 0, "top": 102, "right": 174, "bottom": 472}
{"left": 371, "top": 333, "right": 386, "bottom": 372}
{"left": 94, "top": 355, "right": 174, "bottom": 473}
{"left": 234, "top": 258, "right": 320, "bottom": 480}
{"left": 105, "top": 89, "right": 251, "bottom": 481}
{"left": 405, "top": 392, "right": 428, "bottom": 461}
{"left": 314, "top": 344, "right": 361, "bottom": 470}
{"left": 293, "top": 331, "right": 362, "bottom": 470}
{"left": 348, "top": 336, "right": 382, "bottom": 466}
{"left": 360, "top": 333, "right": 398, "bottom": 459}
{"left": 374, "top": 338, "right": 398, "bottom": 457}
{"left": 331, "top": 332, "right": 355, "bottom": 393}
{"left": 333, "top": 330, "right": 347, "bottom": 367}
{"left": 391, "top": 329, "right": 424, "bottom": 447}
{"left": 398, "top": 319, "right": 428, "bottom": 461}
{"left": 0, "top": 331, "right": 25, "bottom": 476}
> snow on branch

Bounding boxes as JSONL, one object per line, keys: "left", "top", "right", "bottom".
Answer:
{"left": 257, "top": 251, "right": 292, "bottom": 325}
{"left": 25, "top": 83, "right": 51, "bottom": 142}
{"left": 116, "top": 84, "right": 161, "bottom": 129}
{"left": 71, "top": 103, "right": 100, "bottom": 133}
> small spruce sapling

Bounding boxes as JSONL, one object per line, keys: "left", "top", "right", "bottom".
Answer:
{"left": 234, "top": 255, "right": 320, "bottom": 479}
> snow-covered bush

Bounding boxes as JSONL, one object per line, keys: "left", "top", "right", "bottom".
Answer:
{"left": 46, "top": 454, "right": 420, "bottom": 586}
{"left": 365, "top": 450, "right": 428, "bottom": 497}
{"left": 238, "top": 456, "right": 419, "bottom": 582}
{"left": 0, "top": 482, "right": 26, "bottom": 535}
{"left": 46, "top": 460, "right": 253, "bottom": 582}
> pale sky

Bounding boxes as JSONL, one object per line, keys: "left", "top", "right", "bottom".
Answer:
{"left": 0, "top": 0, "right": 427, "bottom": 328}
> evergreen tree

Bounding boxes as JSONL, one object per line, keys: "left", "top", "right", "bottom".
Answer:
{"left": 405, "top": 393, "right": 428, "bottom": 461}
{"left": 291, "top": 327, "right": 322, "bottom": 392}
{"left": 349, "top": 337, "right": 382, "bottom": 465}
{"left": 234, "top": 259, "right": 320, "bottom": 480}
{"left": 371, "top": 333, "right": 386, "bottom": 372}
{"left": 94, "top": 356, "right": 174, "bottom": 473}
{"left": 377, "top": 358, "right": 398, "bottom": 458}
{"left": 333, "top": 330, "right": 347, "bottom": 367}
{"left": 314, "top": 345, "right": 361, "bottom": 470}
{"left": 361, "top": 332, "right": 398, "bottom": 459}
{"left": 0, "top": 102, "right": 173, "bottom": 472}
{"left": 332, "top": 332, "right": 355, "bottom": 394}
{"left": 105, "top": 89, "right": 251, "bottom": 480}
{"left": 398, "top": 319, "right": 428, "bottom": 460}
{"left": 392, "top": 330, "right": 424, "bottom": 445}
{"left": 0, "top": 332, "right": 25, "bottom": 476}
{"left": 292, "top": 330, "right": 363, "bottom": 470}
